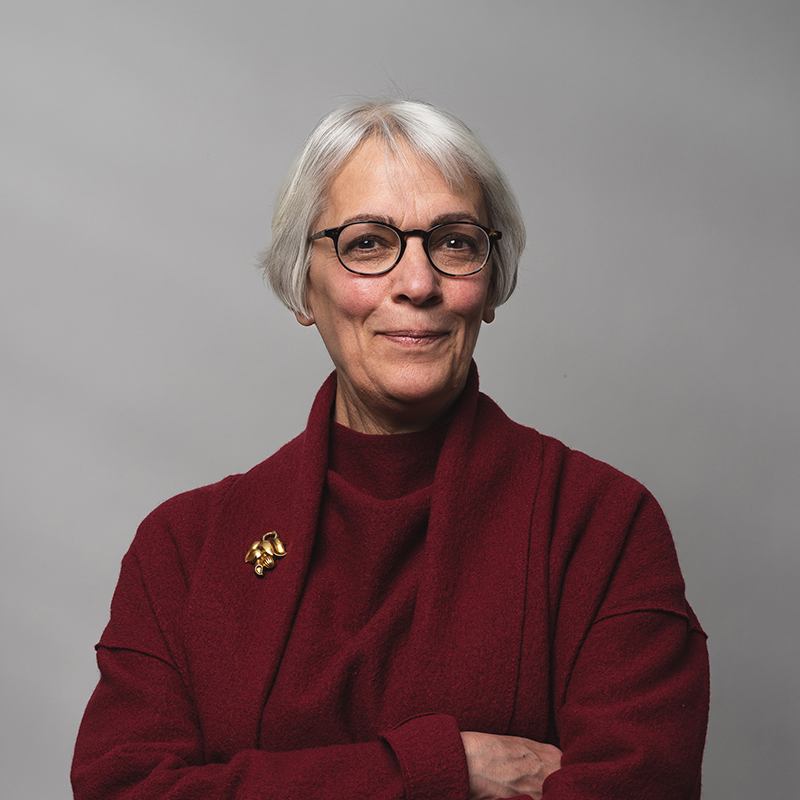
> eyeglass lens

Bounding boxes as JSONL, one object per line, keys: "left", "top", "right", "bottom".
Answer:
{"left": 336, "top": 222, "right": 490, "bottom": 275}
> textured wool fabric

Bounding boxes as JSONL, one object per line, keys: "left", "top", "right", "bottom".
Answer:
{"left": 72, "top": 364, "right": 709, "bottom": 799}
{"left": 260, "top": 422, "right": 444, "bottom": 748}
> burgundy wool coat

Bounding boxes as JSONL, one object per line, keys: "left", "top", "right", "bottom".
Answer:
{"left": 72, "top": 366, "right": 709, "bottom": 799}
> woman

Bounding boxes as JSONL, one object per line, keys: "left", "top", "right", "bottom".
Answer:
{"left": 72, "top": 99, "right": 709, "bottom": 799}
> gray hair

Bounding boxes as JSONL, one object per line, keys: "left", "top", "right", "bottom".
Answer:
{"left": 259, "top": 99, "right": 526, "bottom": 316}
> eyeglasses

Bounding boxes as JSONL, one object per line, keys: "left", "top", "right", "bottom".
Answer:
{"left": 309, "top": 220, "right": 502, "bottom": 276}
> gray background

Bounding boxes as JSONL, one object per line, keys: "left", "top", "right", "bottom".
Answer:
{"left": 2, "top": 1, "right": 798, "bottom": 797}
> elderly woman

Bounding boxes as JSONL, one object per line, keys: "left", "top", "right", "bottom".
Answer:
{"left": 72, "top": 100, "right": 709, "bottom": 800}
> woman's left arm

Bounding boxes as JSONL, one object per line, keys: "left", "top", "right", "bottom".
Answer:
{"left": 544, "top": 608, "right": 709, "bottom": 799}
{"left": 459, "top": 606, "right": 707, "bottom": 800}
{"left": 538, "top": 474, "right": 710, "bottom": 799}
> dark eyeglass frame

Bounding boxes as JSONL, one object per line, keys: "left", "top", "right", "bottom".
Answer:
{"left": 309, "top": 220, "right": 502, "bottom": 277}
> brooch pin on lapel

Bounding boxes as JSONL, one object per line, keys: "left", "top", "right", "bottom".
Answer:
{"left": 244, "top": 531, "right": 287, "bottom": 576}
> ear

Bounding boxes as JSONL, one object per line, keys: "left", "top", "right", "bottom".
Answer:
{"left": 482, "top": 305, "right": 495, "bottom": 324}
{"left": 294, "top": 309, "right": 315, "bottom": 327}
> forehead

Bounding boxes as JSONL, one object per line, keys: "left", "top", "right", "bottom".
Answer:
{"left": 322, "top": 137, "right": 484, "bottom": 224}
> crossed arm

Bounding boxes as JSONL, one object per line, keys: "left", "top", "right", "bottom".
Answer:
{"left": 73, "top": 609, "right": 705, "bottom": 800}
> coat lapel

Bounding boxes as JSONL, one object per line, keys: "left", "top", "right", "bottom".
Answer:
{"left": 383, "top": 365, "right": 544, "bottom": 734}
{"left": 185, "top": 375, "right": 335, "bottom": 760}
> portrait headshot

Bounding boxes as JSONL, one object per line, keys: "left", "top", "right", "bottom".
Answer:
{"left": 2, "top": 2, "right": 798, "bottom": 799}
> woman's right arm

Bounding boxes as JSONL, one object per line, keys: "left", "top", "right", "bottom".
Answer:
{"left": 72, "top": 643, "right": 470, "bottom": 800}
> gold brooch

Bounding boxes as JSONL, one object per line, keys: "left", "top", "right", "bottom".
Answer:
{"left": 244, "top": 531, "right": 287, "bottom": 576}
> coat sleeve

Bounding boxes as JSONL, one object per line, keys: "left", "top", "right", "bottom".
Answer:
{"left": 71, "top": 510, "right": 470, "bottom": 800}
{"left": 542, "top": 484, "right": 710, "bottom": 799}
{"left": 543, "top": 610, "right": 709, "bottom": 799}
{"left": 72, "top": 648, "right": 467, "bottom": 800}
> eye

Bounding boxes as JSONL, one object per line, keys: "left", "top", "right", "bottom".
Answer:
{"left": 443, "top": 235, "right": 477, "bottom": 251}
{"left": 350, "top": 235, "right": 383, "bottom": 252}
{"left": 429, "top": 226, "right": 481, "bottom": 256}
{"left": 338, "top": 223, "right": 400, "bottom": 265}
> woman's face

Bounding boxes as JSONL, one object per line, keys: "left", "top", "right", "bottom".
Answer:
{"left": 298, "top": 138, "right": 495, "bottom": 434}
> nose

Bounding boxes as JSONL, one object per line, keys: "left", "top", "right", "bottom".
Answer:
{"left": 390, "top": 235, "right": 442, "bottom": 307}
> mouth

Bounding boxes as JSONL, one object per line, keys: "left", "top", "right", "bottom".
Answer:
{"left": 378, "top": 330, "right": 448, "bottom": 346}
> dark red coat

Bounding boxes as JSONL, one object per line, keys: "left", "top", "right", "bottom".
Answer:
{"left": 73, "top": 367, "right": 708, "bottom": 799}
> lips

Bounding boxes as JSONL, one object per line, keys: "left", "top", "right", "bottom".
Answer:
{"left": 379, "top": 330, "right": 448, "bottom": 345}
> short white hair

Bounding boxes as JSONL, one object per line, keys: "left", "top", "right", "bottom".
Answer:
{"left": 259, "top": 99, "right": 526, "bottom": 316}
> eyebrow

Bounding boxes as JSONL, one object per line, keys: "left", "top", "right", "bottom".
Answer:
{"left": 338, "top": 211, "right": 483, "bottom": 228}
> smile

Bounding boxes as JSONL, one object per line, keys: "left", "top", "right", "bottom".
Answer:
{"left": 379, "top": 330, "right": 448, "bottom": 345}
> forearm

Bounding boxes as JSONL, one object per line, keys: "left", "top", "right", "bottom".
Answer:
{"left": 72, "top": 648, "right": 469, "bottom": 800}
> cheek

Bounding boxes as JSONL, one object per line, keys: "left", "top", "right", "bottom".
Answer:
{"left": 307, "top": 270, "right": 383, "bottom": 330}
{"left": 452, "top": 280, "right": 492, "bottom": 320}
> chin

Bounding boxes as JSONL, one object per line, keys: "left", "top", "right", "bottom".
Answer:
{"left": 381, "top": 363, "right": 465, "bottom": 410}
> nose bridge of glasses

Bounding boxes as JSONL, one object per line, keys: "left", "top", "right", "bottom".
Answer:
{"left": 394, "top": 227, "right": 435, "bottom": 269}
{"left": 401, "top": 228, "right": 429, "bottom": 242}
